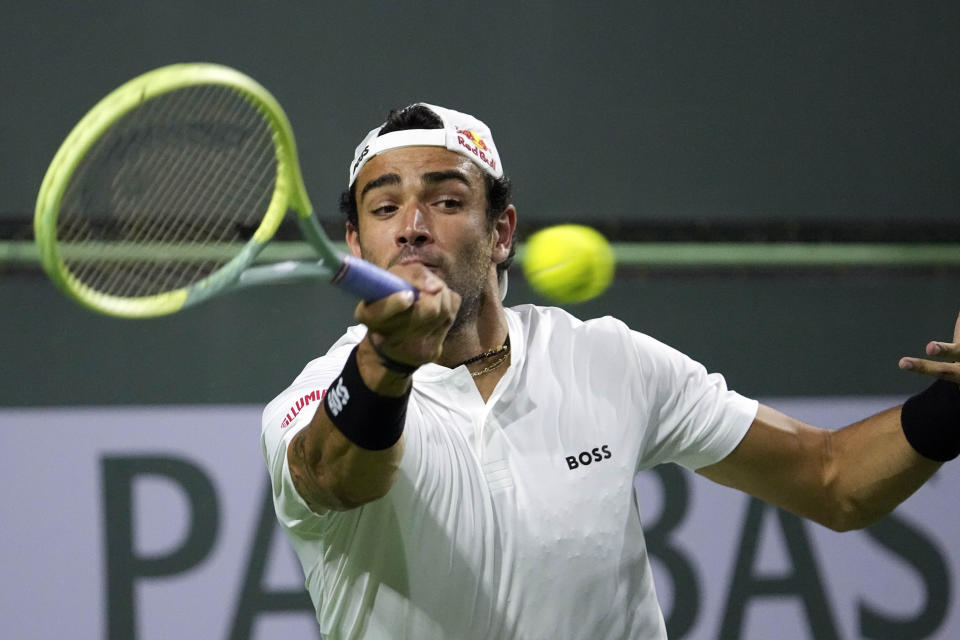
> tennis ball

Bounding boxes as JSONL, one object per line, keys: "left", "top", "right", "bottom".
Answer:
{"left": 522, "top": 224, "right": 615, "bottom": 303}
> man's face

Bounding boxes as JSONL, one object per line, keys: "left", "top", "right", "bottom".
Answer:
{"left": 347, "top": 146, "right": 503, "bottom": 325}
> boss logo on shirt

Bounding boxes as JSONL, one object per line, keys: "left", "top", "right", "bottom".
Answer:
{"left": 565, "top": 445, "right": 612, "bottom": 470}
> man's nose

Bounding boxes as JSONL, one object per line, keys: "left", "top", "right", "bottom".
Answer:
{"left": 396, "top": 207, "right": 432, "bottom": 246}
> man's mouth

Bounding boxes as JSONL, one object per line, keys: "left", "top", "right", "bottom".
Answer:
{"left": 394, "top": 251, "right": 441, "bottom": 271}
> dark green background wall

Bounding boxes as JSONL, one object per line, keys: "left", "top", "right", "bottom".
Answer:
{"left": 2, "top": 272, "right": 956, "bottom": 405}
{"left": 1, "top": 2, "right": 957, "bottom": 405}
{"left": 3, "top": 2, "right": 957, "bottom": 224}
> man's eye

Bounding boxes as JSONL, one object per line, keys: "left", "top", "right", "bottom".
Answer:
{"left": 437, "top": 199, "right": 461, "bottom": 209}
{"left": 370, "top": 205, "right": 398, "bottom": 216}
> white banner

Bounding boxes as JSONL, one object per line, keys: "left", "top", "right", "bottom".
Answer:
{"left": 1, "top": 398, "right": 957, "bottom": 639}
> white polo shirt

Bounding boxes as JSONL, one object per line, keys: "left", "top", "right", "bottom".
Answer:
{"left": 261, "top": 304, "right": 757, "bottom": 640}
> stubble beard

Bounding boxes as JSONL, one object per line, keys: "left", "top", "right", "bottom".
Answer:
{"left": 358, "top": 232, "right": 496, "bottom": 338}
{"left": 444, "top": 240, "right": 494, "bottom": 337}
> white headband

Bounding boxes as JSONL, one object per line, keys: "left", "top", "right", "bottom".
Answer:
{"left": 348, "top": 103, "right": 504, "bottom": 187}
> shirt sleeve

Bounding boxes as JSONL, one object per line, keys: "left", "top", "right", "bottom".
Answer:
{"left": 260, "top": 354, "right": 347, "bottom": 536}
{"left": 630, "top": 330, "right": 758, "bottom": 471}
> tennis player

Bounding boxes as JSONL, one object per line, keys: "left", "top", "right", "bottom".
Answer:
{"left": 261, "top": 103, "right": 958, "bottom": 639}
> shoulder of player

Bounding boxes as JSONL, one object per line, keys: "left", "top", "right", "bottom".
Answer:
{"left": 509, "top": 303, "right": 633, "bottom": 345}
{"left": 509, "top": 303, "right": 685, "bottom": 371}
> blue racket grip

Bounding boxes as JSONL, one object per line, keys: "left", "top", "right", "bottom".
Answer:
{"left": 333, "top": 255, "right": 419, "bottom": 303}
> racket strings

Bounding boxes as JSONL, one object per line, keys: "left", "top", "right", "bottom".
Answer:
{"left": 104, "top": 86, "right": 269, "bottom": 298}
{"left": 59, "top": 86, "right": 222, "bottom": 295}
{"left": 103, "top": 85, "right": 273, "bottom": 297}
{"left": 105, "top": 88, "right": 228, "bottom": 291}
{"left": 57, "top": 84, "right": 277, "bottom": 297}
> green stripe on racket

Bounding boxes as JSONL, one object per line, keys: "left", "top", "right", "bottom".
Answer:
{"left": 34, "top": 63, "right": 414, "bottom": 318}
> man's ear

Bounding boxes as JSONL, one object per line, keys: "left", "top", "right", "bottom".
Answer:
{"left": 345, "top": 222, "right": 363, "bottom": 258}
{"left": 491, "top": 205, "right": 517, "bottom": 266}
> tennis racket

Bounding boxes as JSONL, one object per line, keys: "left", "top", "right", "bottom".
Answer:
{"left": 34, "top": 62, "right": 415, "bottom": 318}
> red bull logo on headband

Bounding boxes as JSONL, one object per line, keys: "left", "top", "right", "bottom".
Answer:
{"left": 456, "top": 128, "right": 497, "bottom": 172}
{"left": 348, "top": 105, "right": 504, "bottom": 186}
{"left": 457, "top": 128, "right": 490, "bottom": 152}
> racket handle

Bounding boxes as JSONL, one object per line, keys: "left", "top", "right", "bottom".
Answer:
{"left": 334, "top": 255, "right": 418, "bottom": 302}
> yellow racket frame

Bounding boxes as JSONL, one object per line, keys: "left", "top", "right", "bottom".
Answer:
{"left": 34, "top": 63, "right": 314, "bottom": 318}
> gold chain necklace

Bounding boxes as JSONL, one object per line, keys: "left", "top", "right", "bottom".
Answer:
{"left": 454, "top": 336, "right": 511, "bottom": 378}
{"left": 469, "top": 352, "right": 510, "bottom": 377}
{"left": 456, "top": 340, "right": 510, "bottom": 367}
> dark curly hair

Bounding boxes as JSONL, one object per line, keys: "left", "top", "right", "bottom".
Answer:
{"left": 339, "top": 104, "right": 515, "bottom": 278}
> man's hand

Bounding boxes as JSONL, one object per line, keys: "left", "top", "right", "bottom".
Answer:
{"left": 287, "top": 263, "right": 457, "bottom": 513}
{"left": 899, "top": 311, "right": 960, "bottom": 384}
{"left": 354, "top": 263, "right": 461, "bottom": 373}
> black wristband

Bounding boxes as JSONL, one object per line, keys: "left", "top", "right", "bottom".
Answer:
{"left": 369, "top": 338, "right": 419, "bottom": 376}
{"left": 900, "top": 379, "right": 960, "bottom": 462}
{"left": 323, "top": 345, "right": 410, "bottom": 450}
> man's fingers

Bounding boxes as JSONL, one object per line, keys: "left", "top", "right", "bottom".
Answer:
{"left": 427, "top": 286, "right": 461, "bottom": 336}
{"left": 407, "top": 269, "right": 445, "bottom": 295}
{"left": 925, "top": 340, "right": 960, "bottom": 358}
{"left": 354, "top": 289, "right": 416, "bottom": 325}
{"left": 388, "top": 262, "right": 445, "bottom": 296}
{"left": 350, "top": 262, "right": 461, "bottom": 368}
{"left": 353, "top": 263, "right": 444, "bottom": 324}
{"left": 410, "top": 283, "right": 460, "bottom": 336}
{"left": 899, "top": 312, "right": 960, "bottom": 381}
{"left": 899, "top": 357, "right": 960, "bottom": 384}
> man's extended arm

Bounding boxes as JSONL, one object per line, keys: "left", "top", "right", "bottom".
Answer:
{"left": 698, "top": 312, "right": 959, "bottom": 531}
{"left": 287, "top": 265, "right": 459, "bottom": 512}
{"left": 698, "top": 403, "right": 939, "bottom": 531}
